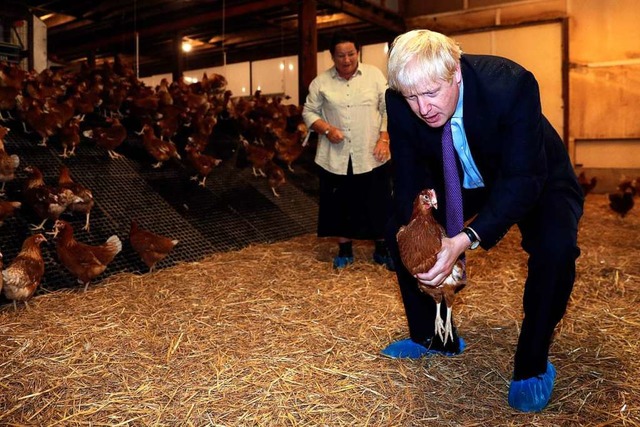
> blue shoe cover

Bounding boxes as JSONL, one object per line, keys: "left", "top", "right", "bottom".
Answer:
{"left": 333, "top": 255, "right": 354, "bottom": 269}
{"left": 380, "top": 337, "right": 465, "bottom": 359}
{"left": 508, "top": 361, "right": 556, "bottom": 412}
{"left": 373, "top": 252, "right": 396, "bottom": 271}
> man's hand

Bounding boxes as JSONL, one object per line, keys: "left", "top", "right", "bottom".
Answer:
{"left": 414, "top": 233, "right": 468, "bottom": 287}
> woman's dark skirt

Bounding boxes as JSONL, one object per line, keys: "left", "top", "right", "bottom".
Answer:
{"left": 317, "top": 161, "right": 392, "bottom": 240}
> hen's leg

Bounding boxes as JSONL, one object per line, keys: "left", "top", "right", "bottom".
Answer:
{"left": 83, "top": 212, "right": 91, "bottom": 232}
{"left": 434, "top": 302, "right": 445, "bottom": 342}
{"left": 443, "top": 306, "right": 454, "bottom": 345}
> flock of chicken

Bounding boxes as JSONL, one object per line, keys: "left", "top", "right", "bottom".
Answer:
{"left": 0, "top": 56, "right": 309, "bottom": 309}
{"left": 578, "top": 171, "right": 639, "bottom": 217}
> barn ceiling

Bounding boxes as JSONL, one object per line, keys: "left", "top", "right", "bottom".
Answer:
{"left": 5, "top": 0, "right": 405, "bottom": 77}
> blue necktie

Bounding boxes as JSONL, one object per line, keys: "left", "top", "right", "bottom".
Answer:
{"left": 442, "top": 120, "right": 464, "bottom": 238}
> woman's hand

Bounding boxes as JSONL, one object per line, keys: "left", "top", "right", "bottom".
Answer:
{"left": 374, "top": 138, "right": 390, "bottom": 162}
{"left": 325, "top": 126, "right": 344, "bottom": 144}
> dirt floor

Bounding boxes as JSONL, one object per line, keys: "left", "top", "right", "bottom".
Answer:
{"left": 0, "top": 193, "right": 638, "bottom": 426}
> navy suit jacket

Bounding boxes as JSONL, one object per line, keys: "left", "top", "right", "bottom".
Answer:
{"left": 386, "top": 54, "right": 582, "bottom": 249}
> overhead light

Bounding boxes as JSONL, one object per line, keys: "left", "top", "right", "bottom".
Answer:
{"left": 182, "top": 41, "right": 192, "bottom": 53}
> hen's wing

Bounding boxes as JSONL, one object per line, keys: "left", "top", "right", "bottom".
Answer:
{"left": 396, "top": 215, "right": 444, "bottom": 276}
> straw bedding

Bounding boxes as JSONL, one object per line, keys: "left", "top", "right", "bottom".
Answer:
{"left": 1, "top": 193, "right": 638, "bottom": 426}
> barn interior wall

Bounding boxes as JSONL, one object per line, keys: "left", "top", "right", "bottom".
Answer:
{"left": 403, "top": 0, "right": 640, "bottom": 177}
{"left": 567, "top": 0, "right": 640, "bottom": 176}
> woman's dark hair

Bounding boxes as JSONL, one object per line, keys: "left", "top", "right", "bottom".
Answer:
{"left": 329, "top": 29, "right": 361, "bottom": 55}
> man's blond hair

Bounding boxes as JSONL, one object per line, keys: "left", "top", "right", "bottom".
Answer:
{"left": 387, "top": 30, "right": 462, "bottom": 93}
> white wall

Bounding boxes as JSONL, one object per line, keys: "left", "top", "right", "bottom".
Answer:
{"left": 143, "top": 42, "right": 389, "bottom": 105}
{"left": 453, "top": 23, "right": 564, "bottom": 140}
{"left": 361, "top": 42, "right": 390, "bottom": 79}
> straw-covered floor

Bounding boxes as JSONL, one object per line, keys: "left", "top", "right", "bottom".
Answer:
{"left": 1, "top": 193, "right": 638, "bottom": 426}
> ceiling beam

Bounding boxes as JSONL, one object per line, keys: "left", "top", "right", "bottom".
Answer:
{"left": 317, "top": 0, "right": 405, "bottom": 33}
{"left": 48, "top": 0, "right": 297, "bottom": 56}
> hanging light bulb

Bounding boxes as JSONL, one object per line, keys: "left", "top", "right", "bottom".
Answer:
{"left": 182, "top": 41, "right": 192, "bottom": 53}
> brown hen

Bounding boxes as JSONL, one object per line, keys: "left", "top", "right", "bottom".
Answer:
{"left": 83, "top": 117, "right": 127, "bottom": 159}
{"left": 0, "top": 125, "right": 20, "bottom": 193}
{"left": 58, "top": 165, "right": 95, "bottom": 231}
{"left": 0, "top": 200, "right": 21, "bottom": 225}
{"left": 265, "top": 160, "right": 286, "bottom": 197}
{"left": 185, "top": 143, "right": 222, "bottom": 187}
{"left": 396, "top": 189, "right": 466, "bottom": 344}
{"left": 140, "top": 124, "right": 181, "bottom": 168}
{"left": 57, "top": 117, "right": 82, "bottom": 158}
{"left": 23, "top": 165, "right": 81, "bottom": 231}
{"left": 2, "top": 234, "right": 47, "bottom": 310}
{"left": 241, "top": 136, "right": 275, "bottom": 177}
{"left": 129, "top": 220, "right": 179, "bottom": 272}
{"left": 53, "top": 219, "right": 122, "bottom": 292}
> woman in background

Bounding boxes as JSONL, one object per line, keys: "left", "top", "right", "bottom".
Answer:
{"left": 302, "top": 29, "right": 394, "bottom": 270}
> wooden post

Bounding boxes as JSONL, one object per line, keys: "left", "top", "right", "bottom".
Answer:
{"left": 298, "top": 0, "right": 317, "bottom": 105}
{"left": 172, "top": 33, "right": 184, "bottom": 83}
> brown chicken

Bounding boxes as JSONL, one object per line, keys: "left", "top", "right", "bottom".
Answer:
{"left": 23, "top": 99, "right": 65, "bottom": 146}
{"left": 53, "top": 219, "right": 122, "bottom": 291}
{"left": 578, "top": 171, "right": 597, "bottom": 196}
{"left": 185, "top": 143, "right": 222, "bottom": 187}
{"left": 241, "top": 136, "right": 275, "bottom": 177}
{"left": 23, "top": 165, "right": 81, "bottom": 231}
{"left": 608, "top": 186, "right": 634, "bottom": 217}
{"left": 0, "top": 85, "right": 19, "bottom": 121}
{"left": 0, "top": 125, "right": 20, "bottom": 193}
{"left": 129, "top": 220, "right": 179, "bottom": 272}
{"left": 396, "top": 189, "right": 466, "bottom": 344}
{"left": 58, "top": 117, "right": 82, "bottom": 158}
{"left": 265, "top": 160, "right": 286, "bottom": 197}
{"left": 0, "top": 200, "right": 21, "bottom": 225}
{"left": 82, "top": 117, "right": 127, "bottom": 159}
{"left": 72, "top": 85, "right": 103, "bottom": 120}
{"left": 2, "top": 234, "right": 47, "bottom": 310}
{"left": 140, "top": 124, "right": 181, "bottom": 168}
{"left": 273, "top": 118, "right": 308, "bottom": 172}
{"left": 58, "top": 165, "right": 95, "bottom": 231}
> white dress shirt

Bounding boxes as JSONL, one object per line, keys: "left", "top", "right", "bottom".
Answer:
{"left": 303, "top": 62, "right": 388, "bottom": 175}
